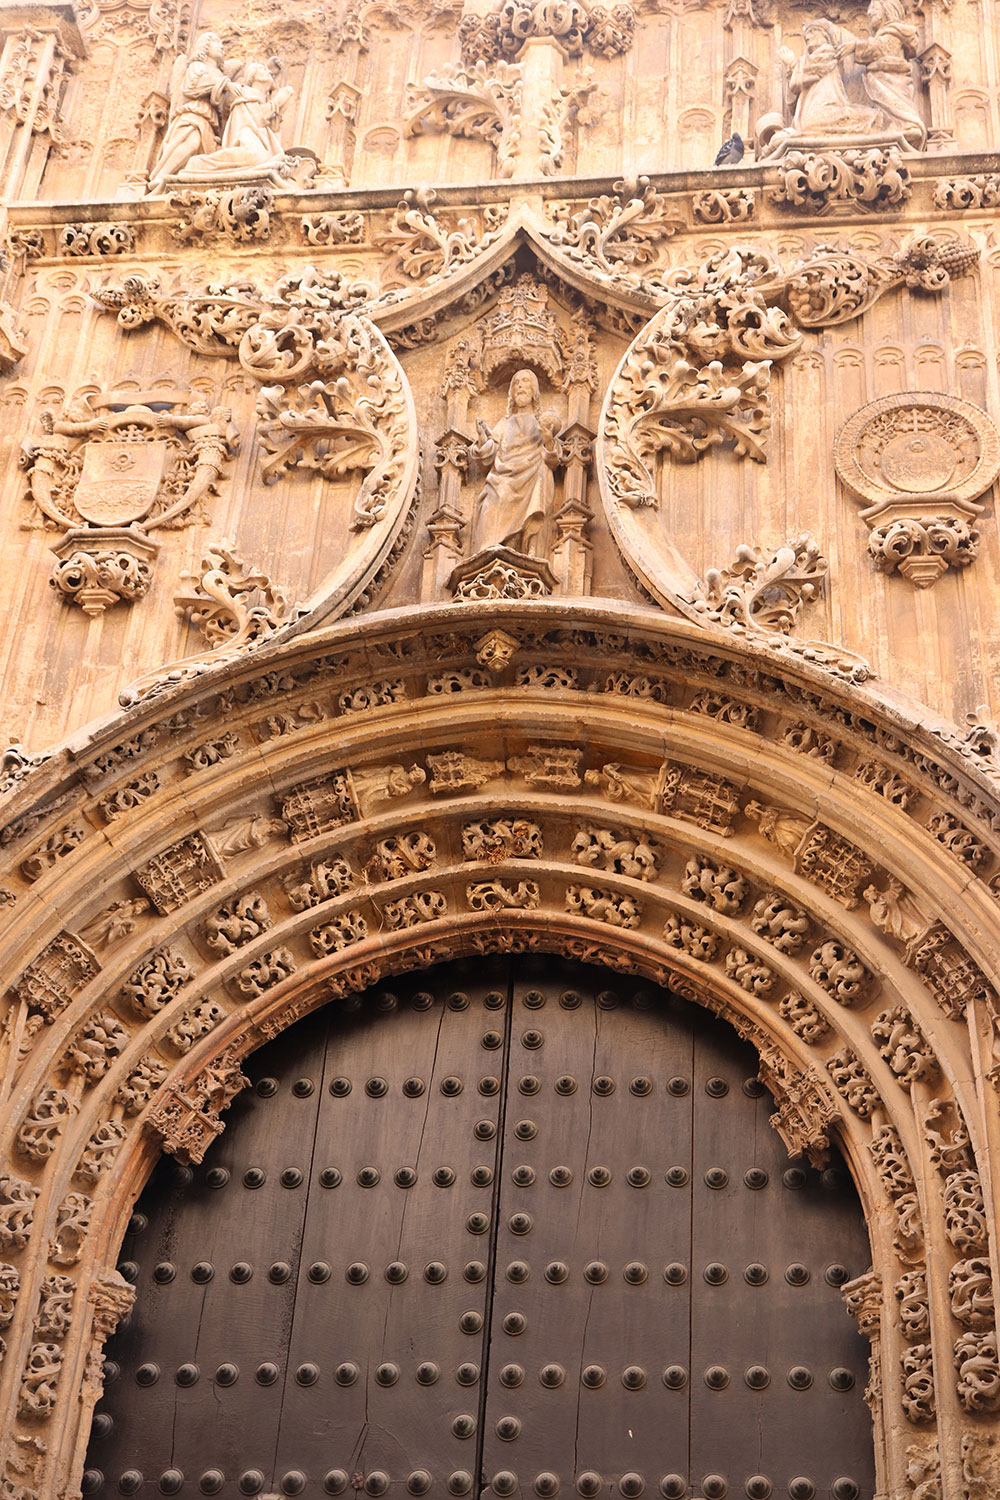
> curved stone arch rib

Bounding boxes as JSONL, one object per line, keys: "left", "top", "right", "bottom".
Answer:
{"left": 0, "top": 916, "right": 925, "bottom": 1500}
{"left": 2, "top": 606, "right": 1000, "bottom": 1499}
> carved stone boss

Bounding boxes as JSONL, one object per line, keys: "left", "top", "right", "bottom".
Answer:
{"left": 20, "top": 392, "right": 239, "bottom": 615}
{"left": 834, "top": 392, "right": 1000, "bottom": 588}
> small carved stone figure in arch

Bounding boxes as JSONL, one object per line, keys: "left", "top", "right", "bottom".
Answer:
{"left": 470, "top": 369, "right": 559, "bottom": 557}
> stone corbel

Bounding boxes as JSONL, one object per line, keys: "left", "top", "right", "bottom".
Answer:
{"left": 449, "top": 544, "right": 557, "bottom": 601}
{"left": 49, "top": 527, "right": 159, "bottom": 616}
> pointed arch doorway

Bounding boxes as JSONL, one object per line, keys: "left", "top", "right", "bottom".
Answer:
{"left": 84, "top": 960, "right": 874, "bottom": 1500}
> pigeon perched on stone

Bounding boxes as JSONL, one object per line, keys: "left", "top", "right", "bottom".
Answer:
{"left": 713, "top": 132, "right": 745, "bottom": 166}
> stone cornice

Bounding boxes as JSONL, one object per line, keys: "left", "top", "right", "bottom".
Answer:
{"left": 8, "top": 148, "right": 1000, "bottom": 243}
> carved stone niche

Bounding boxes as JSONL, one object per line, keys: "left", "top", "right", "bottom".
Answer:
{"left": 431, "top": 276, "right": 597, "bottom": 603}
{"left": 834, "top": 392, "right": 1000, "bottom": 588}
{"left": 21, "top": 389, "right": 239, "bottom": 614}
{"left": 49, "top": 528, "right": 160, "bottom": 616}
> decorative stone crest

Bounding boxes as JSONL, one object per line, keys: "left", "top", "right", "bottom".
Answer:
{"left": 834, "top": 392, "right": 1000, "bottom": 587}
{"left": 21, "top": 391, "right": 239, "bottom": 615}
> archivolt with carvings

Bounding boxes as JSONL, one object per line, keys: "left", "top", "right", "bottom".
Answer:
{"left": 2, "top": 603, "right": 1000, "bottom": 1499}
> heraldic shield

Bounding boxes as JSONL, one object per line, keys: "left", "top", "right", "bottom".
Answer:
{"left": 73, "top": 438, "right": 171, "bottom": 525}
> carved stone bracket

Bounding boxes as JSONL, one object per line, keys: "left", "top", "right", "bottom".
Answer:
{"left": 48, "top": 528, "right": 160, "bottom": 616}
{"left": 169, "top": 186, "right": 275, "bottom": 244}
{"left": 767, "top": 145, "right": 911, "bottom": 214}
{"left": 834, "top": 392, "right": 1000, "bottom": 588}
{"left": 449, "top": 545, "right": 557, "bottom": 600}
{"left": 91, "top": 275, "right": 419, "bottom": 687}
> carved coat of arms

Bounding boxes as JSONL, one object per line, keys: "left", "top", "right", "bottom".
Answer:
{"left": 20, "top": 391, "right": 239, "bottom": 614}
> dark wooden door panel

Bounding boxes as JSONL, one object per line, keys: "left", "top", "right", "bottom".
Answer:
{"left": 275, "top": 984, "right": 506, "bottom": 1492}
{"left": 479, "top": 970, "right": 696, "bottom": 1496}
{"left": 87, "top": 960, "right": 875, "bottom": 1500}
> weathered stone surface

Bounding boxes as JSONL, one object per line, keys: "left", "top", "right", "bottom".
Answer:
{"left": 2, "top": 3, "right": 1000, "bottom": 1498}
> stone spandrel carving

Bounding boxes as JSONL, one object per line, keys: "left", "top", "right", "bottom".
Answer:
{"left": 377, "top": 189, "right": 507, "bottom": 282}
{"left": 834, "top": 392, "right": 1000, "bottom": 588}
{"left": 544, "top": 177, "right": 681, "bottom": 277}
{"left": 97, "top": 274, "right": 419, "bottom": 695}
{"left": 596, "top": 232, "right": 976, "bottom": 669}
{"left": 254, "top": 314, "right": 413, "bottom": 533}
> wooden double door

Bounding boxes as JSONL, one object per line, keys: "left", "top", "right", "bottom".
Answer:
{"left": 86, "top": 960, "right": 874, "bottom": 1500}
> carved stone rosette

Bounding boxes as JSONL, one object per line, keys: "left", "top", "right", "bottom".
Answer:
{"left": 834, "top": 393, "right": 1000, "bottom": 588}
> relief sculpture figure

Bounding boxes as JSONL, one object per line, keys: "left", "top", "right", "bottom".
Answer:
{"left": 854, "top": 0, "right": 925, "bottom": 148}
{"left": 787, "top": 20, "right": 879, "bottom": 135}
{"left": 179, "top": 58, "right": 294, "bottom": 180}
{"left": 761, "top": 0, "right": 925, "bottom": 157}
{"left": 470, "top": 370, "right": 559, "bottom": 557}
{"left": 147, "top": 33, "right": 238, "bottom": 194}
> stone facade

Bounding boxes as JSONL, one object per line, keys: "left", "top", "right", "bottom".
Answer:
{"left": 3, "top": 0, "right": 1000, "bottom": 1497}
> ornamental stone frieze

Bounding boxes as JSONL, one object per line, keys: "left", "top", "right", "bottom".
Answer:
{"left": 834, "top": 393, "right": 1000, "bottom": 588}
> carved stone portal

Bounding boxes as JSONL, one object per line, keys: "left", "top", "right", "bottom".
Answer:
{"left": 834, "top": 392, "right": 1000, "bottom": 588}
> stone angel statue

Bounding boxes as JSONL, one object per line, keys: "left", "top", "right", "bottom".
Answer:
{"left": 469, "top": 369, "right": 559, "bottom": 557}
